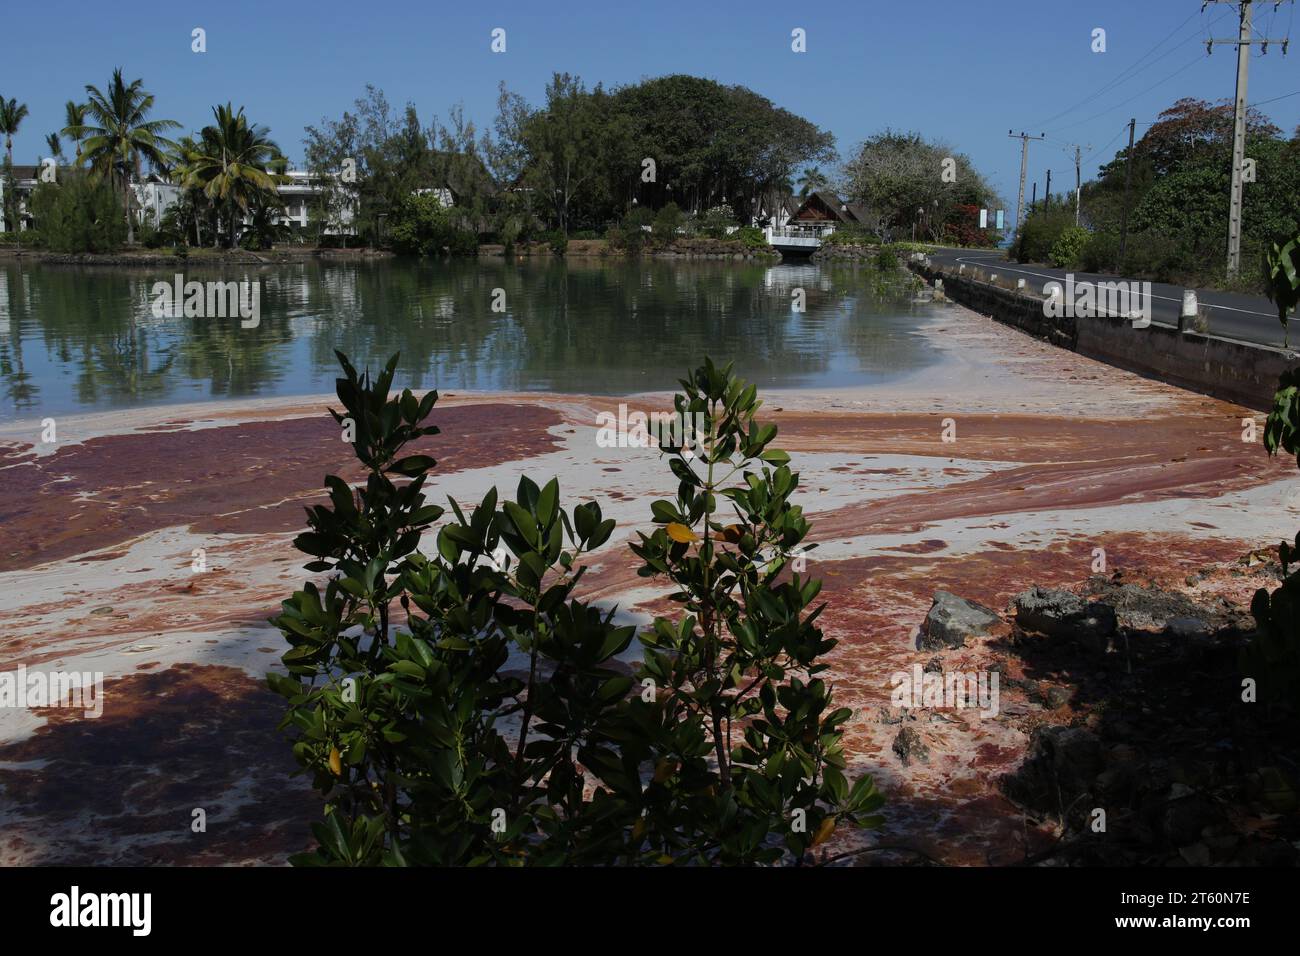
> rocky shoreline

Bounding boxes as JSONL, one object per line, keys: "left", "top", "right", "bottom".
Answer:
{"left": 478, "top": 237, "right": 779, "bottom": 261}
{"left": 904, "top": 560, "right": 1297, "bottom": 866}
{"left": 0, "top": 246, "right": 394, "bottom": 267}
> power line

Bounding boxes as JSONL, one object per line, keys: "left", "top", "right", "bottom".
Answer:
{"left": 1248, "top": 88, "right": 1300, "bottom": 106}
{"left": 1089, "top": 122, "right": 1132, "bottom": 162}
{"left": 1025, "top": 8, "right": 1216, "bottom": 130}
{"left": 1045, "top": 54, "right": 1207, "bottom": 133}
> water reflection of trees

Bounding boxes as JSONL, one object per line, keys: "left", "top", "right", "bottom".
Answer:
{"left": 1, "top": 257, "right": 933, "bottom": 417}
{"left": 296, "top": 258, "right": 932, "bottom": 393}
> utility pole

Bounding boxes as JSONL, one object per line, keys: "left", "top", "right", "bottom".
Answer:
{"left": 1045, "top": 169, "right": 1052, "bottom": 207}
{"left": 1008, "top": 131, "right": 1046, "bottom": 231}
{"left": 1206, "top": 0, "right": 1292, "bottom": 276}
{"left": 1073, "top": 145, "right": 1083, "bottom": 226}
{"left": 1117, "top": 118, "right": 1136, "bottom": 272}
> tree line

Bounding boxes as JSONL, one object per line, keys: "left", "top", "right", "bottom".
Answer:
{"left": 3, "top": 69, "right": 1002, "bottom": 254}
{"left": 1011, "top": 96, "right": 1300, "bottom": 290}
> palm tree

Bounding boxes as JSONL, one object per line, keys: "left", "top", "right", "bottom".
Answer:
{"left": 167, "top": 133, "right": 209, "bottom": 246}
{"left": 796, "top": 165, "right": 827, "bottom": 200}
{"left": 0, "top": 96, "right": 29, "bottom": 166}
{"left": 63, "top": 101, "right": 88, "bottom": 164}
{"left": 45, "top": 133, "right": 63, "bottom": 161}
{"left": 0, "top": 96, "right": 28, "bottom": 234}
{"left": 180, "top": 103, "right": 287, "bottom": 248}
{"left": 63, "top": 69, "right": 179, "bottom": 243}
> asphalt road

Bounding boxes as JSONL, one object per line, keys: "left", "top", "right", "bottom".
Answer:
{"left": 923, "top": 247, "right": 1289, "bottom": 349}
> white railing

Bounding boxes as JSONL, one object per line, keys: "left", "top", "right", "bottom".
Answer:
{"left": 765, "top": 223, "right": 838, "bottom": 245}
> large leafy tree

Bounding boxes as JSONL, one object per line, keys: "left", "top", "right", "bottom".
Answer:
{"left": 304, "top": 87, "right": 435, "bottom": 246}
{"left": 518, "top": 73, "right": 617, "bottom": 236}
{"left": 303, "top": 103, "right": 361, "bottom": 246}
{"left": 840, "top": 129, "right": 996, "bottom": 240}
{"left": 180, "top": 103, "right": 288, "bottom": 248}
{"left": 606, "top": 75, "right": 834, "bottom": 225}
{"left": 63, "top": 69, "right": 179, "bottom": 243}
{"left": 1074, "top": 99, "right": 1299, "bottom": 279}
{"left": 1136, "top": 96, "right": 1280, "bottom": 178}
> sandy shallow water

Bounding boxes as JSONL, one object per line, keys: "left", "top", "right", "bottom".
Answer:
{"left": 0, "top": 302, "right": 1292, "bottom": 865}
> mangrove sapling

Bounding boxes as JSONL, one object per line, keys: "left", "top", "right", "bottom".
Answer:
{"left": 270, "top": 351, "right": 883, "bottom": 865}
{"left": 625, "top": 357, "right": 883, "bottom": 864}
{"left": 270, "top": 351, "right": 631, "bottom": 864}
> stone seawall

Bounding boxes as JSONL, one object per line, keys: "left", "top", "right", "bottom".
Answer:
{"left": 913, "top": 262, "right": 1293, "bottom": 411}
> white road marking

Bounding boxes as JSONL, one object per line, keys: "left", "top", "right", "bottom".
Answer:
{"left": 946, "top": 252, "right": 1277, "bottom": 320}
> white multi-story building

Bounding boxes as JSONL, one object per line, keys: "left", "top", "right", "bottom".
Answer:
{"left": 0, "top": 165, "right": 39, "bottom": 233}
{"left": 4, "top": 159, "right": 489, "bottom": 240}
{"left": 276, "top": 169, "right": 356, "bottom": 233}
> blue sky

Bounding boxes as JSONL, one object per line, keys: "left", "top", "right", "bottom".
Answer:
{"left": 2, "top": 0, "right": 1298, "bottom": 205}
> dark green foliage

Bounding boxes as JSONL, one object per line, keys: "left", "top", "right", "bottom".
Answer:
{"left": 604, "top": 75, "right": 835, "bottom": 228}
{"left": 875, "top": 247, "right": 898, "bottom": 271}
{"left": 1076, "top": 98, "right": 1300, "bottom": 288}
{"left": 652, "top": 201, "right": 683, "bottom": 239}
{"left": 1262, "top": 234, "right": 1300, "bottom": 347}
{"left": 626, "top": 357, "right": 883, "bottom": 862}
{"left": 1251, "top": 365, "right": 1300, "bottom": 704}
{"left": 1009, "top": 203, "right": 1075, "bottom": 265}
{"left": 821, "top": 224, "right": 875, "bottom": 248}
{"left": 542, "top": 228, "right": 567, "bottom": 256}
{"left": 272, "top": 351, "right": 882, "bottom": 865}
{"left": 1049, "top": 225, "right": 1090, "bottom": 269}
{"left": 387, "top": 192, "right": 477, "bottom": 257}
{"left": 1080, "top": 230, "right": 1120, "bottom": 273}
{"left": 608, "top": 206, "right": 653, "bottom": 253}
{"left": 29, "top": 171, "right": 127, "bottom": 253}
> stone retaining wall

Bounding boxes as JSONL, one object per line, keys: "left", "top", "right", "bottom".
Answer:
{"left": 913, "top": 263, "right": 1293, "bottom": 411}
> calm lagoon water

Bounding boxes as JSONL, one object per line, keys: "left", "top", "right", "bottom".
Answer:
{"left": 0, "top": 257, "right": 936, "bottom": 421}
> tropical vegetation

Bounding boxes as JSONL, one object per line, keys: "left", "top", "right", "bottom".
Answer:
{"left": 838, "top": 130, "right": 1000, "bottom": 244}
{"left": 1009, "top": 97, "right": 1300, "bottom": 290}
{"left": 63, "top": 68, "right": 180, "bottom": 244}
{"left": 270, "top": 351, "right": 883, "bottom": 865}
{"left": 5, "top": 70, "right": 1002, "bottom": 258}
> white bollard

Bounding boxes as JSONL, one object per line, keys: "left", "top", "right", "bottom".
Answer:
{"left": 958, "top": 264, "right": 966, "bottom": 275}
{"left": 934, "top": 279, "right": 944, "bottom": 292}
{"left": 1180, "top": 290, "right": 1198, "bottom": 332}
{"left": 1016, "top": 278, "right": 1026, "bottom": 290}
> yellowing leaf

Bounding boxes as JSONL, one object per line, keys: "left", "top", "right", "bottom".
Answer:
{"left": 652, "top": 758, "right": 677, "bottom": 784}
{"left": 328, "top": 746, "right": 343, "bottom": 776}
{"left": 812, "top": 816, "right": 836, "bottom": 846}
{"left": 666, "top": 522, "right": 698, "bottom": 544}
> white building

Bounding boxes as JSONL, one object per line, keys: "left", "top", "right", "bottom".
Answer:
{"left": 0, "top": 165, "right": 39, "bottom": 233}
{"left": 131, "top": 176, "right": 181, "bottom": 229}
{"left": 6, "top": 162, "right": 476, "bottom": 240}
{"left": 276, "top": 169, "right": 355, "bottom": 233}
